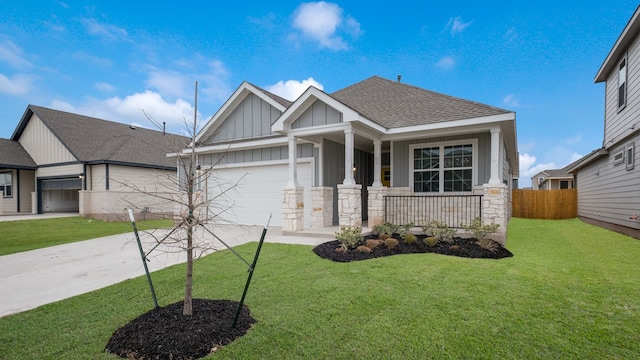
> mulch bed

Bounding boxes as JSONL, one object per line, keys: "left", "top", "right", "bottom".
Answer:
{"left": 105, "top": 299, "right": 255, "bottom": 360}
{"left": 313, "top": 234, "right": 513, "bottom": 262}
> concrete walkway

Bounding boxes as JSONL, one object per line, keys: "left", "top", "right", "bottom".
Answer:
{"left": 0, "top": 223, "right": 333, "bottom": 318}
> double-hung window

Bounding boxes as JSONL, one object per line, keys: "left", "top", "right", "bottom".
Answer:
{"left": 411, "top": 139, "right": 477, "bottom": 193}
{"left": 0, "top": 172, "right": 12, "bottom": 198}
{"left": 619, "top": 56, "right": 627, "bottom": 109}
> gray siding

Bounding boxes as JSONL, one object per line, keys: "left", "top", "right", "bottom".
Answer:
{"left": 203, "top": 93, "right": 282, "bottom": 144}
{"left": 604, "top": 34, "right": 640, "bottom": 146}
{"left": 576, "top": 135, "right": 640, "bottom": 230}
{"left": 391, "top": 133, "right": 490, "bottom": 187}
{"left": 198, "top": 143, "right": 315, "bottom": 167}
{"left": 292, "top": 100, "right": 342, "bottom": 129}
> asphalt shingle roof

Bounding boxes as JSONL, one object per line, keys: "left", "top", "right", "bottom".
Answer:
{"left": 18, "top": 105, "right": 189, "bottom": 169}
{"left": 330, "top": 76, "right": 511, "bottom": 128}
{"left": 0, "top": 138, "right": 36, "bottom": 168}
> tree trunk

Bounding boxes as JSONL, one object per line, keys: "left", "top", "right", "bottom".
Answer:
{"left": 183, "top": 222, "right": 193, "bottom": 316}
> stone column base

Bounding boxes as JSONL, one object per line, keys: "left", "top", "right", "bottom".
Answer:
{"left": 367, "top": 186, "right": 387, "bottom": 227}
{"left": 311, "top": 186, "right": 333, "bottom": 227}
{"left": 483, "top": 183, "right": 509, "bottom": 244}
{"left": 338, "top": 184, "right": 362, "bottom": 227}
{"left": 282, "top": 186, "right": 304, "bottom": 232}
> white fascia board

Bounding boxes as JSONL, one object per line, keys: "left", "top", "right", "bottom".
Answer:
{"left": 185, "top": 136, "right": 312, "bottom": 155}
{"left": 195, "top": 82, "right": 287, "bottom": 144}
{"left": 382, "top": 112, "right": 515, "bottom": 140}
{"left": 288, "top": 123, "right": 352, "bottom": 137}
{"left": 272, "top": 86, "right": 367, "bottom": 133}
{"left": 595, "top": 6, "right": 640, "bottom": 83}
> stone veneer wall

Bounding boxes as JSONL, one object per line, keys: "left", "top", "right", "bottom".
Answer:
{"left": 310, "top": 186, "right": 333, "bottom": 227}
{"left": 367, "top": 184, "right": 510, "bottom": 243}
{"left": 338, "top": 184, "right": 362, "bottom": 227}
{"left": 282, "top": 186, "right": 304, "bottom": 232}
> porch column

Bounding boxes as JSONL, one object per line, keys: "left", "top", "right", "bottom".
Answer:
{"left": 287, "top": 133, "right": 298, "bottom": 187}
{"left": 372, "top": 139, "right": 383, "bottom": 187}
{"left": 489, "top": 128, "right": 501, "bottom": 184}
{"left": 343, "top": 128, "right": 356, "bottom": 185}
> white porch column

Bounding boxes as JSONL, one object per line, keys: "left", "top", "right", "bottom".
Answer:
{"left": 343, "top": 128, "right": 356, "bottom": 185}
{"left": 287, "top": 133, "right": 298, "bottom": 187}
{"left": 372, "top": 139, "right": 383, "bottom": 187}
{"left": 489, "top": 128, "right": 501, "bottom": 184}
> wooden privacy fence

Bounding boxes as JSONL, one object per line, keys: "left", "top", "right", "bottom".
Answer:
{"left": 512, "top": 189, "right": 577, "bottom": 219}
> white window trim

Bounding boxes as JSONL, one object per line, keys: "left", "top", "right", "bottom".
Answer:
{"left": 618, "top": 54, "right": 628, "bottom": 111}
{"left": 0, "top": 172, "right": 12, "bottom": 198}
{"left": 409, "top": 139, "right": 478, "bottom": 193}
{"left": 613, "top": 150, "right": 625, "bottom": 165}
{"left": 626, "top": 142, "right": 635, "bottom": 170}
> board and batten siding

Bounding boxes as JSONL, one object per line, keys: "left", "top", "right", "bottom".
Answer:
{"left": 291, "top": 100, "right": 342, "bottom": 129}
{"left": 18, "top": 169, "right": 35, "bottom": 212}
{"left": 18, "top": 114, "right": 76, "bottom": 165}
{"left": 576, "top": 136, "right": 640, "bottom": 230}
{"left": 604, "top": 34, "right": 640, "bottom": 146}
{"left": 204, "top": 93, "right": 282, "bottom": 144}
{"left": 36, "top": 164, "right": 83, "bottom": 179}
{"left": 391, "top": 133, "right": 491, "bottom": 188}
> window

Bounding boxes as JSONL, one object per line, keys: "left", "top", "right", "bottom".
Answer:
{"left": 0, "top": 172, "right": 12, "bottom": 198}
{"left": 619, "top": 56, "right": 627, "bottom": 109}
{"left": 614, "top": 150, "right": 625, "bottom": 165}
{"left": 410, "top": 140, "right": 476, "bottom": 193}
{"left": 626, "top": 143, "right": 635, "bottom": 170}
{"left": 560, "top": 180, "right": 569, "bottom": 189}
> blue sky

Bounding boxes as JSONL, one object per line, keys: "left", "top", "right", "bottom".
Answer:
{"left": 0, "top": 1, "right": 638, "bottom": 187}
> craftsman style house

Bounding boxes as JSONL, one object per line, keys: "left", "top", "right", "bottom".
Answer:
{"left": 184, "top": 76, "right": 518, "bottom": 241}
{"left": 568, "top": 6, "right": 640, "bottom": 234}
{"left": 0, "top": 105, "right": 187, "bottom": 220}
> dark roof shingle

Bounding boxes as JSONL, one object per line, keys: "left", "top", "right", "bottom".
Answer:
{"left": 21, "top": 106, "right": 189, "bottom": 169}
{"left": 330, "top": 76, "right": 511, "bottom": 128}
{"left": 0, "top": 139, "right": 37, "bottom": 168}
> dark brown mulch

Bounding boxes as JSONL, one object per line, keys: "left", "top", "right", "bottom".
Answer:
{"left": 105, "top": 299, "right": 255, "bottom": 360}
{"left": 313, "top": 234, "right": 513, "bottom": 262}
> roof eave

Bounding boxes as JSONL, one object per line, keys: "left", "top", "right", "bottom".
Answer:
{"left": 595, "top": 5, "right": 640, "bottom": 83}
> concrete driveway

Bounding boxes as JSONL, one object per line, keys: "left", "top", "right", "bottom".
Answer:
{"left": 0, "top": 222, "right": 329, "bottom": 318}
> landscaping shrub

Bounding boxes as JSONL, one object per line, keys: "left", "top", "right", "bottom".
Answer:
{"left": 423, "top": 220, "right": 456, "bottom": 243}
{"left": 335, "top": 226, "right": 363, "bottom": 250}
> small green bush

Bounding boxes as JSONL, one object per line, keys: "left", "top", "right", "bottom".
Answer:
{"left": 462, "top": 218, "right": 500, "bottom": 241}
{"left": 423, "top": 220, "right": 456, "bottom": 243}
{"left": 372, "top": 222, "right": 400, "bottom": 236}
{"left": 402, "top": 232, "right": 417, "bottom": 245}
{"left": 424, "top": 236, "right": 438, "bottom": 247}
{"left": 335, "top": 226, "right": 363, "bottom": 249}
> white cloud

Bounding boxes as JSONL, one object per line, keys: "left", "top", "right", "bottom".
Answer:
{"left": 80, "top": 18, "right": 130, "bottom": 42}
{"left": 503, "top": 94, "right": 520, "bottom": 107}
{"left": 291, "top": 1, "right": 362, "bottom": 50}
{"left": 51, "top": 90, "right": 197, "bottom": 132}
{"left": 265, "top": 78, "right": 324, "bottom": 101}
{"left": 0, "top": 73, "right": 32, "bottom": 95}
{"left": 446, "top": 16, "right": 473, "bottom": 35}
{"left": 95, "top": 82, "right": 115, "bottom": 92}
{"left": 435, "top": 56, "right": 455, "bottom": 70}
{"left": 0, "top": 40, "right": 32, "bottom": 69}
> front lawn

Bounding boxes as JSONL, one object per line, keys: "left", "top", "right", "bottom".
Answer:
{"left": 0, "top": 217, "right": 173, "bottom": 256}
{"left": 0, "top": 218, "right": 639, "bottom": 359}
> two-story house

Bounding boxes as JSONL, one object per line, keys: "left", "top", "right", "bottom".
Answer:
{"left": 568, "top": 5, "right": 640, "bottom": 235}
{"left": 530, "top": 165, "right": 575, "bottom": 191}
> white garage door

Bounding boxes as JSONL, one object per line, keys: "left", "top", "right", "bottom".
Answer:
{"left": 206, "top": 161, "right": 312, "bottom": 227}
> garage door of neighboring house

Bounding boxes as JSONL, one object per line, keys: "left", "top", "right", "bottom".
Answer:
{"left": 38, "top": 178, "right": 81, "bottom": 213}
{"left": 206, "top": 161, "right": 312, "bottom": 227}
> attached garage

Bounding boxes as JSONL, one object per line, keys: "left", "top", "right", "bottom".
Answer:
{"left": 38, "top": 177, "right": 81, "bottom": 213}
{"left": 206, "top": 160, "right": 313, "bottom": 227}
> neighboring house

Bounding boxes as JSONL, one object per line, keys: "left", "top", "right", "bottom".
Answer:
{"left": 567, "top": 6, "right": 640, "bottom": 234}
{"left": 0, "top": 105, "right": 188, "bottom": 220}
{"left": 531, "top": 165, "right": 576, "bottom": 190}
{"left": 183, "top": 76, "right": 518, "bottom": 241}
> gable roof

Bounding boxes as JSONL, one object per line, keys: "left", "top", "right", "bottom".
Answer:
{"left": 0, "top": 139, "right": 37, "bottom": 169}
{"left": 12, "top": 105, "right": 188, "bottom": 169}
{"left": 330, "top": 76, "right": 511, "bottom": 129}
{"left": 195, "top": 82, "right": 291, "bottom": 145}
{"left": 595, "top": 5, "right": 640, "bottom": 83}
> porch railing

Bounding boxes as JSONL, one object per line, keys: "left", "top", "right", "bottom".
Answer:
{"left": 383, "top": 195, "right": 483, "bottom": 228}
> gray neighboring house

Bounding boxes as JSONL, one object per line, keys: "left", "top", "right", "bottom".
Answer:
{"left": 568, "top": 6, "right": 640, "bottom": 235}
{"left": 0, "top": 105, "right": 188, "bottom": 220}
{"left": 531, "top": 164, "right": 576, "bottom": 190}
{"left": 184, "top": 76, "right": 518, "bottom": 241}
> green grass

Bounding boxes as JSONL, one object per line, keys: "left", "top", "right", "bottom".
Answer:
{"left": 1, "top": 218, "right": 639, "bottom": 359}
{"left": 0, "top": 217, "right": 173, "bottom": 256}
